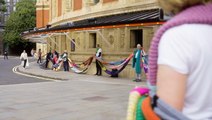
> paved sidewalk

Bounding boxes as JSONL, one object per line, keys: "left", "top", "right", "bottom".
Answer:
{"left": 0, "top": 61, "right": 147, "bottom": 120}
{"left": 17, "top": 62, "right": 145, "bottom": 86}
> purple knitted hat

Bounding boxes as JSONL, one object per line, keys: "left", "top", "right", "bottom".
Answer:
{"left": 148, "top": 3, "right": 212, "bottom": 86}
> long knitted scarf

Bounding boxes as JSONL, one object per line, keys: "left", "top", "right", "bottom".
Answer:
{"left": 98, "top": 54, "right": 134, "bottom": 76}
{"left": 68, "top": 57, "right": 93, "bottom": 74}
{"left": 148, "top": 3, "right": 212, "bottom": 86}
{"left": 96, "top": 53, "right": 133, "bottom": 69}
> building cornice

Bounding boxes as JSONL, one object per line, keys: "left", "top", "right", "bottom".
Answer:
{"left": 49, "top": 2, "right": 160, "bottom": 26}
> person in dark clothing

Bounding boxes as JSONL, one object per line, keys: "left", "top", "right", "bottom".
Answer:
{"left": 45, "top": 51, "right": 53, "bottom": 68}
{"left": 95, "top": 44, "right": 102, "bottom": 76}
{"left": 61, "top": 50, "right": 69, "bottom": 71}
{"left": 3, "top": 50, "right": 8, "bottom": 60}
{"left": 37, "top": 49, "right": 42, "bottom": 64}
{"left": 52, "top": 50, "right": 59, "bottom": 65}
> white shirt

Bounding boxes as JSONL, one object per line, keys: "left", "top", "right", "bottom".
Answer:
{"left": 158, "top": 24, "right": 212, "bottom": 120}
{"left": 20, "top": 52, "right": 28, "bottom": 60}
{"left": 31, "top": 49, "right": 34, "bottom": 56}
{"left": 96, "top": 48, "right": 102, "bottom": 58}
{"left": 62, "top": 53, "right": 68, "bottom": 61}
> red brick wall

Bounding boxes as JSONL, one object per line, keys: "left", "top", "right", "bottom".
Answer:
{"left": 43, "top": 10, "right": 49, "bottom": 27}
{"left": 36, "top": 9, "right": 49, "bottom": 28}
{"left": 58, "top": 0, "right": 62, "bottom": 16}
{"left": 103, "top": 0, "right": 118, "bottom": 3}
{"left": 73, "top": 0, "right": 82, "bottom": 11}
{"left": 36, "top": 10, "right": 43, "bottom": 28}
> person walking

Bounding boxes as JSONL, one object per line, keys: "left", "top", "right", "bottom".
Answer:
{"left": 3, "top": 50, "right": 8, "bottom": 60}
{"left": 37, "top": 49, "right": 42, "bottom": 64}
{"left": 61, "top": 50, "right": 69, "bottom": 71}
{"left": 95, "top": 44, "right": 102, "bottom": 76}
{"left": 20, "top": 50, "right": 28, "bottom": 68}
{"left": 146, "top": 0, "right": 212, "bottom": 119}
{"left": 132, "top": 44, "right": 144, "bottom": 82}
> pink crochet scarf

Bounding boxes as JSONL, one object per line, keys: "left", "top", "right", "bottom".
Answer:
{"left": 148, "top": 3, "right": 212, "bottom": 86}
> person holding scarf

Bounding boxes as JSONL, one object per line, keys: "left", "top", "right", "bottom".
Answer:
{"left": 95, "top": 44, "right": 102, "bottom": 76}
{"left": 132, "top": 44, "right": 143, "bottom": 82}
{"left": 61, "top": 50, "right": 69, "bottom": 71}
{"left": 45, "top": 50, "right": 53, "bottom": 68}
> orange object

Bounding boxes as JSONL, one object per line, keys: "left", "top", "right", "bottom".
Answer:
{"left": 141, "top": 97, "right": 160, "bottom": 120}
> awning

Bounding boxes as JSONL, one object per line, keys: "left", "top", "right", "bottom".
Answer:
{"left": 24, "top": 29, "right": 113, "bottom": 47}
{"left": 22, "top": 8, "right": 164, "bottom": 36}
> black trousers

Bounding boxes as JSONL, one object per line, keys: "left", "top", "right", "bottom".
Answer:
{"left": 37, "top": 56, "right": 42, "bottom": 63}
{"left": 63, "top": 61, "right": 69, "bottom": 71}
{"left": 45, "top": 60, "right": 49, "bottom": 68}
{"left": 96, "top": 60, "right": 102, "bottom": 75}
{"left": 23, "top": 60, "right": 27, "bottom": 68}
{"left": 4, "top": 55, "right": 8, "bottom": 59}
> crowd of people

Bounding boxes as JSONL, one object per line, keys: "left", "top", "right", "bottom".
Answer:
{"left": 20, "top": 48, "right": 73, "bottom": 72}
{"left": 18, "top": 43, "right": 148, "bottom": 82}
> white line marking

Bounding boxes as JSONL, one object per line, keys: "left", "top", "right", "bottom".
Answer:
{"left": 12, "top": 65, "right": 61, "bottom": 82}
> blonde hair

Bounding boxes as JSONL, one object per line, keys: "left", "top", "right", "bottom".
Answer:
{"left": 159, "top": 0, "right": 212, "bottom": 15}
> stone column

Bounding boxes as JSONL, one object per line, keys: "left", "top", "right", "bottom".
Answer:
{"left": 124, "top": 27, "right": 130, "bottom": 52}
{"left": 58, "top": 35, "right": 62, "bottom": 54}
{"left": 100, "top": 29, "right": 104, "bottom": 48}
{"left": 52, "top": 0, "right": 57, "bottom": 19}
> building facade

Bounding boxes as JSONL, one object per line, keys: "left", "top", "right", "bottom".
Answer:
{"left": 24, "top": 0, "right": 164, "bottom": 79}
{"left": 0, "top": 0, "right": 19, "bottom": 54}
{"left": 0, "top": 0, "right": 19, "bottom": 24}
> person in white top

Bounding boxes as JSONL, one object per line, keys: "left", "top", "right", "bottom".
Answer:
{"left": 31, "top": 48, "right": 35, "bottom": 58}
{"left": 20, "top": 50, "right": 28, "bottom": 68}
{"left": 95, "top": 44, "right": 102, "bottom": 76}
{"left": 61, "top": 50, "right": 69, "bottom": 71}
{"left": 156, "top": 0, "right": 212, "bottom": 119}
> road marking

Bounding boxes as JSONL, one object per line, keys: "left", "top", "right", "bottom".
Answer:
{"left": 12, "top": 65, "right": 61, "bottom": 82}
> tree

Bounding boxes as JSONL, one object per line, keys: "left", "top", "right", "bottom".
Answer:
{"left": 3, "top": 0, "right": 35, "bottom": 48}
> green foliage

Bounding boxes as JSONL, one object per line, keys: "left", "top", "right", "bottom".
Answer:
{"left": 3, "top": 0, "right": 36, "bottom": 47}
{"left": 0, "top": 5, "right": 7, "bottom": 12}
